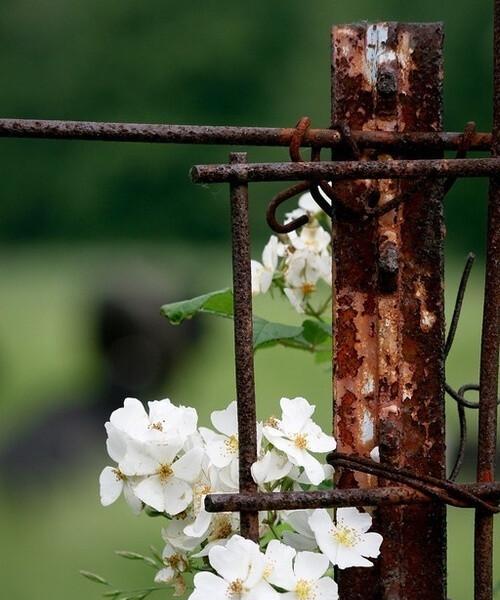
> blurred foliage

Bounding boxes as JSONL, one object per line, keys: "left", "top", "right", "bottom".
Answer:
{"left": 0, "top": 0, "right": 493, "bottom": 255}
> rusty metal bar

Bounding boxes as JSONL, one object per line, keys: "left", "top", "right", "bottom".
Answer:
{"left": 474, "top": 2, "right": 500, "bottom": 598}
{"left": 0, "top": 116, "right": 492, "bottom": 150}
{"left": 228, "top": 152, "right": 259, "bottom": 542}
{"left": 331, "top": 23, "right": 446, "bottom": 600}
{"left": 191, "top": 156, "right": 500, "bottom": 184}
{"left": 205, "top": 482, "right": 500, "bottom": 512}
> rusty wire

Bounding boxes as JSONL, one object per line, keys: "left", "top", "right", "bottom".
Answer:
{"left": 327, "top": 452, "right": 500, "bottom": 514}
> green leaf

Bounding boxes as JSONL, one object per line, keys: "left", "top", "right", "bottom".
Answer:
{"left": 102, "top": 591, "right": 121, "bottom": 598}
{"left": 161, "top": 289, "right": 333, "bottom": 355}
{"left": 161, "top": 289, "right": 233, "bottom": 324}
{"left": 80, "top": 571, "right": 109, "bottom": 585}
{"left": 302, "top": 319, "right": 331, "bottom": 346}
{"left": 252, "top": 317, "right": 304, "bottom": 350}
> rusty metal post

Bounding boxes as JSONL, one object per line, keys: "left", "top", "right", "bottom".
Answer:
{"left": 474, "top": 2, "right": 500, "bottom": 598}
{"left": 332, "top": 23, "right": 446, "bottom": 600}
{"left": 229, "top": 152, "right": 260, "bottom": 541}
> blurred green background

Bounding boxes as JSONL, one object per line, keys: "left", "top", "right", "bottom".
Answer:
{"left": 0, "top": 1, "right": 497, "bottom": 599}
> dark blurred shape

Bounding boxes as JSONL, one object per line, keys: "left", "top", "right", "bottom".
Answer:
{"left": 0, "top": 276, "right": 202, "bottom": 489}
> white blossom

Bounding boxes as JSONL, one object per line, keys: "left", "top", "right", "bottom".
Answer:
{"left": 189, "top": 535, "right": 278, "bottom": 600}
{"left": 264, "top": 540, "right": 338, "bottom": 600}
{"left": 284, "top": 250, "right": 332, "bottom": 313}
{"left": 308, "top": 508, "right": 383, "bottom": 569}
{"left": 262, "top": 397, "right": 336, "bottom": 485}
{"left": 281, "top": 510, "right": 318, "bottom": 551}
{"left": 251, "top": 236, "right": 282, "bottom": 295}
{"left": 109, "top": 397, "right": 197, "bottom": 446}
{"left": 199, "top": 401, "right": 240, "bottom": 470}
{"left": 120, "top": 440, "right": 203, "bottom": 515}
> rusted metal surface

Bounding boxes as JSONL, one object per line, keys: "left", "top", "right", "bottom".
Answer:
{"left": 190, "top": 156, "right": 500, "bottom": 183}
{"left": 0, "top": 116, "right": 492, "bottom": 149}
{"left": 474, "top": 2, "right": 500, "bottom": 598}
{"left": 205, "top": 482, "right": 500, "bottom": 513}
{"left": 331, "top": 23, "right": 446, "bottom": 600}
{"left": 229, "top": 152, "right": 259, "bottom": 542}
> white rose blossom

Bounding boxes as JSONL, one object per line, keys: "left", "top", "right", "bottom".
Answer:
{"left": 308, "top": 508, "right": 383, "bottom": 569}
{"left": 98, "top": 396, "right": 383, "bottom": 598}
{"left": 264, "top": 540, "right": 338, "bottom": 600}
{"left": 262, "top": 397, "right": 336, "bottom": 485}
{"left": 189, "top": 535, "right": 278, "bottom": 600}
{"left": 251, "top": 235, "right": 283, "bottom": 295}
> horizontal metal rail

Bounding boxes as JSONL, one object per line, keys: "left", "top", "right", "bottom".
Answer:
{"left": 0, "top": 117, "right": 492, "bottom": 150}
{"left": 191, "top": 157, "right": 500, "bottom": 183}
{"left": 205, "top": 482, "right": 500, "bottom": 512}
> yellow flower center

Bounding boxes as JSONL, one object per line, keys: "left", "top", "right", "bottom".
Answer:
{"left": 149, "top": 421, "right": 164, "bottom": 431}
{"left": 210, "top": 515, "right": 234, "bottom": 541}
{"left": 228, "top": 579, "right": 245, "bottom": 596}
{"left": 193, "top": 482, "right": 212, "bottom": 513}
{"left": 112, "top": 468, "right": 126, "bottom": 481}
{"left": 301, "top": 282, "right": 316, "bottom": 296}
{"left": 294, "top": 434, "right": 308, "bottom": 450}
{"left": 333, "top": 525, "right": 360, "bottom": 548}
{"left": 157, "top": 463, "right": 173, "bottom": 482}
{"left": 225, "top": 435, "right": 239, "bottom": 454}
{"left": 296, "top": 579, "right": 313, "bottom": 600}
{"left": 265, "top": 416, "right": 279, "bottom": 428}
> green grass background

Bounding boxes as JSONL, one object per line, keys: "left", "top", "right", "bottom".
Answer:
{"left": 0, "top": 243, "right": 497, "bottom": 600}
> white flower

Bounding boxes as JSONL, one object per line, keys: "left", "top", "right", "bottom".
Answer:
{"left": 99, "top": 422, "right": 142, "bottom": 513}
{"left": 288, "top": 223, "right": 330, "bottom": 255}
{"left": 262, "top": 397, "right": 336, "bottom": 485}
{"left": 155, "top": 542, "right": 189, "bottom": 584}
{"left": 284, "top": 250, "right": 332, "bottom": 313}
{"left": 120, "top": 440, "right": 203, "bottom": 515}
{"left": 184, "top": 462, "right": 237, "bottom": 543}
{"left": 189, "top": 535, "right": 278, "bottom": 600}
{"left": 264, "top": 540, "right": 338, "bottom": 600}
{"left": 251, "top": 236, "right": 282, "bottom": 295}
{"left": 281, "top": 510, "right": 318, "bottom": 551}
{"left": 99, "top": 466, "right": 143, "bottom": 514}
{"left": 285, "top": 190, "right": 330, "bottom": 223}
{"left": 162, "top": 517, "right": 201, "bottom": 553}
{"left": 308, "top": 508, "right": 383, "bottom": 569}
{"left": 109, "top": 397, "right": 198, "bottom": 446}
{"left": 251, "top": 422, "right": 292, "bottom": 486}
{"left": 251, "top": 448, "right": 292, "bottom": 485}
{"left": 200, "top": 401, "right": 240, "bottom": 470}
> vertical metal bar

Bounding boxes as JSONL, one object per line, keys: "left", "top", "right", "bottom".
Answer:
{"left": 229, "top": 151, "right": 260, "bottom": 541}
{"left": 474, "top": 2, "right": 500, "bottom": 598}
{"left": 332, "top": 23, "right": 446, "bottom": 600}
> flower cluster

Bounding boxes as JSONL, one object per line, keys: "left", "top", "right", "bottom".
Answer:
{"left": 98, "top": 396, "right": 382, "bottom": 599}
{"left": 251, "top": 191, "right": 332, "bottom": 314}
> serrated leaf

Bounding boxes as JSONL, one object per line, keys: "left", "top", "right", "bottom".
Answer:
{"left": 80, "top": 571, "right": 108, "bottom": 585}
{"left": 161, "top": 289, "right": 233, "bottom": 324}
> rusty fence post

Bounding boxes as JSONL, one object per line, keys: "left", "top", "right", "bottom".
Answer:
{"left": 474, "top": 2, "right": 500, "bottom": 599}
{"left": 332, "top": 23, "right": 446, "bottom": 600}
{"left": 229, "top": 152, "right": 260, "bottom": 542}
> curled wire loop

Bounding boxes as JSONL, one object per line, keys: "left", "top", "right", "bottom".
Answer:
{"left": 266, "top": 117, "right": 364, "bottom": 234}
{"left": 266, "top": 118, "right": 479, "bottom": 234}
{"left": 327, "top": 451, "right": 500, "bottom": 514}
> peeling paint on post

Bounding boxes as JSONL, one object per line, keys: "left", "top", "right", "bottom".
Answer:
{"left": 332, "top": 23, "right": 446, "bottom": 599}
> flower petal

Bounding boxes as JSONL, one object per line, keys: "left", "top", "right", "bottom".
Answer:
{"left": 335, "top": 545, "right": 373, "bottom": 569}
{"left": 99, "top": 466, "right": 123, "bottom": 506}
{"left": 264, "top": 540, "right": 296, "bottom": 590}
{"left": 336, "top": 507, "right": 372, "bottom": 533}
{"left": 293, "top": 551, "right": 329, "bottom": 581}
{"left": 211, "top": 401, "right": 238, "bottom": 437}
{"left": 173, "top": 447, "right": 204, "bottom": 483}
{"left": 315, "top": 577, "right": 339, "bottom": 600}
{"left": 354, "top": 532, "right": 383, "bottom": 558}
{"left": 191, "top": 572, "right": 228, "bottom": 598}
{"left": 280, "top": 397, "right": 315, "bottom": 433}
